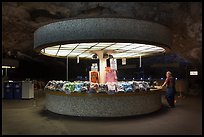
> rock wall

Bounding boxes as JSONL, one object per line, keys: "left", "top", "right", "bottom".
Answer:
{"left": 2, "top": 2, "right": 202, "bottom": 70}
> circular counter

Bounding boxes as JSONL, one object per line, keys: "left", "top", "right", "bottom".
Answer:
{"left": 45, "top": 89, "right": 163, "bottom": 117}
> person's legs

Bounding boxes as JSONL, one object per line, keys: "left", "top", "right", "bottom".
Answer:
{"left": 169, "top": 95, "right": 175, "bottom": 108}
{"left": 166, "top": 88, "right": 175, "bottom": 108}
{"left": 166, "top": 95, "right": 172, "bottom": 107}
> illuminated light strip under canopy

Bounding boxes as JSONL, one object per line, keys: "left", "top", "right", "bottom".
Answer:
{"left": 2, "top": 66, "right": 16, "bottom": 69}
{"left": 40, "top": 42, "right": 166, "bottom": 58}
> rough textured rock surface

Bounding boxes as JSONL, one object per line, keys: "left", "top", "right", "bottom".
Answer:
{"left": 2, "top": 2, "right": 202, "bottom": 76}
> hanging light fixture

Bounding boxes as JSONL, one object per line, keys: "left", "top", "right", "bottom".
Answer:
{"left": 92, "top": 53, "right": 98, "bottom": 59}
{"left": 103, "top": 53, "right": 109, "bottom": 59}
{"left": 108, "top": 54, "right": 113, "bottom": 59}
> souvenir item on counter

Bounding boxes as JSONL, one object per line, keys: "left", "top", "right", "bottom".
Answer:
{"left": 81, "top": 81, "right": 90, "bottom": 93}
{"left": 62, "top": 82, "right": 70, "bottom": 94}
{"left": 122, "top": 82, "right": 133, "bottom": 92}
{"left": 88, "top": 83, "right": 99, "bottom": 93}
{"left": 83, "top": 81, "right": 90, "bottom": 88}
{"left": 115, "top": 82, "right": 125, "bottom": 93}
{"left": 143, "top": 81, "right": 150, "bottom": 91}
{"left": 138, "top": 82, "right": 145, "bottom": 91}
{"left": 89, "top": 71, "right": 99, "bottom": 83}
{"left": 132, "top": 81, "right": 140, "bottom": 92}
{"left": 62, "top": 82, "right": 75, "bottom": 94}
{"left": 97, "top": 84, "right": 108, "bottom": 93}
{"left": 55, "top": 81, "right": 64, "bottom": 91}
{"left": 45, "top": 81, "right": 52, "bottom": 90}
{"left": 138, "top": 81, "right": 150, "bottom": 91}
{"left": 74, "top": 82, "right": 84, "bottom": 93}
{"left": 149, "top": 81, "right": 159, "bottom": 89}
{"left": 44, "top": 81, "right": 52, "bottom": 89}
{"left": 49, "top": 81, "right": 57, "bottom": 90}
{"left": 106, "top": 82, "right": 116, "bottom": 94}
{"left": 81, "top": 86, "right": 88, "bottom": 93}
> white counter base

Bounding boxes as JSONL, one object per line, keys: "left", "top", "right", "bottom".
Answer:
{"left": 45, "top": 90, "right": 163, "bottom": 117}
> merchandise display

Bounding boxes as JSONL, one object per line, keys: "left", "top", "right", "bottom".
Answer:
{"left": 44, "top": 80, "right": 153, "bottom": 94}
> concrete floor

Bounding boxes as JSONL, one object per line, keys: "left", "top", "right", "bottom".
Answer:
{"left": 2, "top": 90, "right": 202, "bottom": 135}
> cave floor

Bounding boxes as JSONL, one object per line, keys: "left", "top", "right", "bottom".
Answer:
{"left": 2, "top": 90, "right": 202, "bottom": 135}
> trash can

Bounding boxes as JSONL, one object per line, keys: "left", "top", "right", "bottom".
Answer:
{"left": 22, "top": 81, "right": 34, "bottom": 99}
{"left": 13, "top": 81, "right": 22, "bottom": 99}
{"left": 4, "top": 82, "right": 14, "bottom": 99}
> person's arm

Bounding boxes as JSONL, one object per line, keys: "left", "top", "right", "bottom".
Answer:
{"left": 161, "top": 78, "right": 168, "bottom": 88}
{"left": 161, "top": 81, "right": 166, "bottom": 88}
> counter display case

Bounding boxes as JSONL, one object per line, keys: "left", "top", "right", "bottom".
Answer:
{"left": 44, "top": 81, "right": 163, "bottom": 117}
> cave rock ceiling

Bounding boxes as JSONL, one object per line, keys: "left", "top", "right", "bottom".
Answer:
{"left": 2, "top": 2, "right": 202, "bottom": 68}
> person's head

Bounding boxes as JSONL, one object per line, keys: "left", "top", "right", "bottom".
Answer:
{"left": 166, "top": 71, "right": 172, "bottom": 78}
{"left": 105, "top": 67, "right": 111, "bottom": 72}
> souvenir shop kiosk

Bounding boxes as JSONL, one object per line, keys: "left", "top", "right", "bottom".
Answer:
{"left": 34, "top": 18, "right": 172, "bottom": 117}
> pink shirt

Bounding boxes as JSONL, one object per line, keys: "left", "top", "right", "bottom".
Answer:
{"left": 105, "top": 70, "right": 117, "bottom": 82}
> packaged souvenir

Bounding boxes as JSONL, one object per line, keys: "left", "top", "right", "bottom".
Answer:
{"left": 122, "top": 82, "right": 133, "bottom": 92}
{"left": 132, "top": 81, "right": 140, "bottom": 92}
{"left": 55, "top": 81, "right": 64, "bottom": 91}
{"left": 97, "top": 84, "right": 108, "bottom": 93}
{"left": 106, "top": 82, "right": 116, "bottom": 94}
{"left": 88, "top": 83, "right": 99, "bottom": 93}
{"left": 115, "top": 82, "right": 125, "bottom": 93}
{"left": 89, "top": 71, "right": 99, "bottom": 83}
{"left": 74, "top": 82, "right": 84, "bottom": 93}
{"left": 62, "top": 82, "right": 75, "bottom": 94}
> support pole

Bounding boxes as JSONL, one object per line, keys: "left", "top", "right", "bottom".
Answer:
{"left": 95, "top": 51, "right": 107, "bottom": 84}
{"left": 139, "top": 55, "right": 142, "bottom": 68}
{"left": 77, "top": 56, "right": 79, "bottom": 64}
{"left": 5, "top": 68, "right": 7, "bottom": 77}
{"left": 67, "top": 55, "right": 69, "bottom": 81}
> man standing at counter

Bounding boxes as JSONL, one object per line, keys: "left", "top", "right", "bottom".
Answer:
{"left": 161, "top": 71, "right": 176, "bottom": 108}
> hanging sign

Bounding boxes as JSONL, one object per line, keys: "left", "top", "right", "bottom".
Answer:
{"left": 190, "top": 71, "right": 198, "bottom": 75}
{"left": 122, "top": 58, "right": 126, "bottom": 65}
{"left": 110, "top": 58, "right": 117, "bottom": 70}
